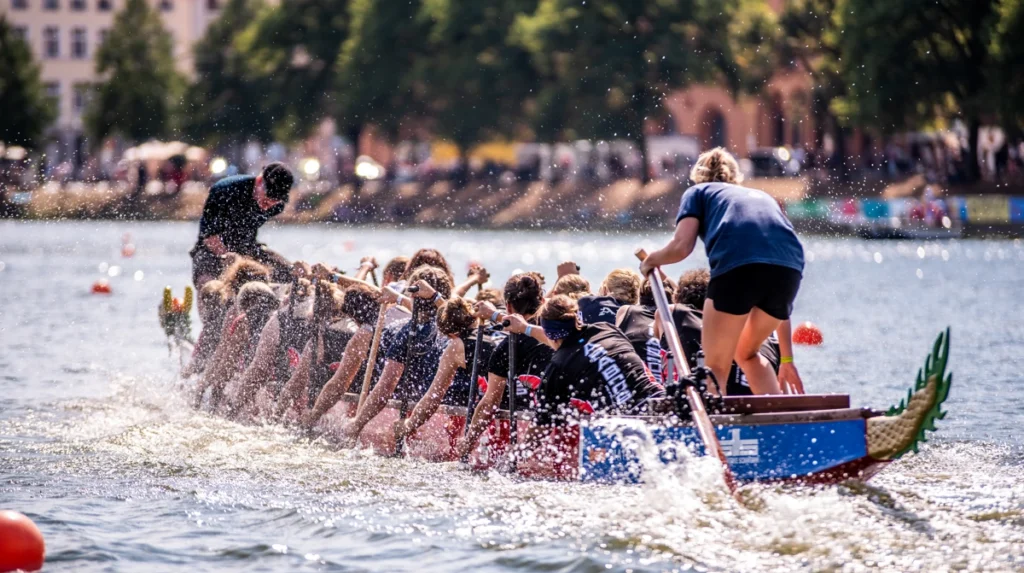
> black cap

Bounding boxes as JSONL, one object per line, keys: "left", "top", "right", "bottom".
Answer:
{"left": 262, "top": 162, "right": 294, "bottom": 201}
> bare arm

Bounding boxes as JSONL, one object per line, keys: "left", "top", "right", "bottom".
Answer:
{"left": 275, "top": 338, "right": 315, "bottom": 419}
{"left": 776, "top": 319, "right": 805, "bottom": 394}
{"left": 345, "top": 360, "right": 404, "bottom": 438}
{"left": 203, "top": 235, "right": 228, "bottom": 256}
{"left": 303, "top": 328, "right": 373, "bottom": 427}
{"left": 639, "top": 218, "right": 700, "bottom": 276}
{"left": 354, "top": 257, "right": 377, "bottom": 282}
{"left": 456, "top": 373, "right": 506, "bottom": 459}
{"left": 454, "top": 268, "right": 488, "bottom": 298}
{"left": 231, "top": 314, "right": 281, "bottom": 411}
{"left": 505, "top": 314, "right": 555, "bottom": 349}
{"left": 396, "top": 339, "right": 465, "bottom": 440}
{"left": 199, "top": 320, "right": 248, "bottom": 409}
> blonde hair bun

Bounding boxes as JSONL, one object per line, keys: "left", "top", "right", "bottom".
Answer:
{"left": 689, "top": 147, "right": 743, "bottom": 184}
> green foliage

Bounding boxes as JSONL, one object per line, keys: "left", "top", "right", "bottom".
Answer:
{"left": 86, "top": 0, "right": 184, "bottom": 144}
{"left": 837, "top": 0, "right": 1002, "bottom": 132}
{"left": 239, "top": 0, "right": 351, "bottom": 143}
{"left": 991, "top": 0, "right": 1024, "bottom": 133}
{"left": 0, "top": 15, "right": 56, "bottom": 150}
{"left": 512, "top": 0, "right": 776, "bottom": 148}
{"left": 419, "top": 0, "right": 539, "bottom": 151}
{"left": 181, "top": 0, "right": 273, "bottom": 147}
{"left": 334, "top": 0, "right": 432, "bottom": 139}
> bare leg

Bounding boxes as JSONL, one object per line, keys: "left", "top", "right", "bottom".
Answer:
{"left": 734, "top": 308, "right": 783, "bottom": 395}
{"left": 700, "top": 298, "right": 749, "bottom": 396}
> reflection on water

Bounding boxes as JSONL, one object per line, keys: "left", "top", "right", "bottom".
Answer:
{"left": 1, "top": 221, "right": 1023, "bottom": 571}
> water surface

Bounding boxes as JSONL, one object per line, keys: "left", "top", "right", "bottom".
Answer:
{"left": 1, "top": 220, "right": 1022, "bottom": 571}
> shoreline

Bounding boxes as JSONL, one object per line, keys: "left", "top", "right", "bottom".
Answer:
{"left": 5, "top": 177, "right": 1023, "bottom": 237}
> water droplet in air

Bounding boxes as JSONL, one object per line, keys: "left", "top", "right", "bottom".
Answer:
{"left": 134, "top": 270, "right": 144, "bottom": 281}
{"left": 873, "top": 252, "right": 883, "bottom": 264}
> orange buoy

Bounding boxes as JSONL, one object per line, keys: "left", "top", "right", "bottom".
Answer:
{"left": 91, "top": 279, "right": 112, "bottom": 294}
{"left": 792, "top": 321, "right": 823, "bottom": 346}
{"left": 0, "top": 510, "right": 45, "bottom": 572}
{"left": 121, "top": 243, "right": 136, "bottom": 258}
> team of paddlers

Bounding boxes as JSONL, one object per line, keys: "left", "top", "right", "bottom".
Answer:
{"left": 183, "top": 148, "right": 807, "bottom": 456}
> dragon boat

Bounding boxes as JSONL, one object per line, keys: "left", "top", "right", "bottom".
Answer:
{"left": 160, "top": 287, "right": 952, "bottom": 485}
{"left": 310, "top": 329, "right": 951, "bottom": 484}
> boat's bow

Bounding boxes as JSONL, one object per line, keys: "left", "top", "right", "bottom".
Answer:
{"left": 867, "top": 328, "right": 953, "bottom": 461}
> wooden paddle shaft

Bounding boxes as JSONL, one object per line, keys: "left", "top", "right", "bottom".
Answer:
{"left": 357, "top": 301, "right": 390, "bottom": 411}
{"left": 635, "top": 248, "right": 737, "bottom": 493}
{"left": 463, "top": 325, "right": 485, "bottom": 439}
{"left": 505, "top": 331, "right": 516, "bottom": 448}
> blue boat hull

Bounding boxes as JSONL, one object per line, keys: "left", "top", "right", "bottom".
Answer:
{"left": 580, "top": 416, "right": 880, "bottom": 484}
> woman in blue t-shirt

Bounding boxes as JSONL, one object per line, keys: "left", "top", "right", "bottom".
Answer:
{"left": 640, "top": 148, "right": 805, "bottom": 396}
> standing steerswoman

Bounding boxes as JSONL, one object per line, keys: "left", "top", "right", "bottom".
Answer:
{"left": 640, "top": 147, "right": 805, "bottom": 395}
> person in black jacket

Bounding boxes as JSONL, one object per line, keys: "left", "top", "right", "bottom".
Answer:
{"left": 533, "top": 295, "right": 663, "bottom": 426}
{"left": 191, "top": 162, "right": 295, "bottom": 287}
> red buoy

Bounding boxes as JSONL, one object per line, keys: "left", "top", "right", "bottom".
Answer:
{"left": 0, "top": 510, "right": 45, "bottom": 572}
{"left": 792, "top": 321, "right": 823, "bottom": 346}
{"left": 121, "top": 243, "right": 136, "bottom": 258}
{"left": 91, "top": 279, "right": 112, "bottom": 294}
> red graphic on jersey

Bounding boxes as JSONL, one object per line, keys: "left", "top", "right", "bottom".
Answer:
{"left": 518, "top": 374, "right": 542, "bottom": 391}
{"left": 570, "top": 398, "right": 595, "bottom": 414}
{"left": 329, "top": 362, "right": 340, "bottom": 372}
{"left": 287, "top": 347, "right": 301, "bottom": 368}
{"left": 476, "top": 376, "right": 488, "bottom": 393}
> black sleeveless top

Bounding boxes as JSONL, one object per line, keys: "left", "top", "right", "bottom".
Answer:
{"left": 616, "top": 304, "right": 663, "bottom": 382}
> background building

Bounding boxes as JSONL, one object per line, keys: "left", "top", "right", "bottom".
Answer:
{"left": 1, "top": 0, "right": 223, "bottom": 167}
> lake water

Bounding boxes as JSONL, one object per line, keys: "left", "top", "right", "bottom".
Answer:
{"left": 1, "top": 220, "right": 1022, "bottom": 572}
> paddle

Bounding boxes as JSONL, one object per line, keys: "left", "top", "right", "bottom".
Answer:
{"left": 635, "top": 249, "right": 738, "bottom": 495}
{"left": 507, "top": 331, "right": 518, "bottom": 470}
{"left": 357, "top": 299, "right": 390, "bottom": 412}
{"left": 460, "top": 323, "right": 486, "bottom": 463}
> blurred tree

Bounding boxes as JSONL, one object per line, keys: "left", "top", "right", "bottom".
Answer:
{"left": 239, "top": 0, "right": 350, "bottom": 143}
{"left": 181, "top": 0, "right": 273, "bottom": 149}
{"left": 838, "top": 0, "right": 1007, "bottom": 181}
{"left": 86, "top": 0, "right": 183, "bottom": 144}
{"left": 513, "top": 0, "right": 776, "bottom": 181}
{"left": 0, "top": 15, "right": 56, "bottom": 150}
{"left": 334, "top": 0, "right": 432, "bottom": 149}
{"left": 779, "top": 0, "right": 853, "bottom": 179}
{"left": 991, "top": 0, "right": 1024, "bottom": 135}
{"left": 418, "top": 0, "right": 539, "bottom": 169}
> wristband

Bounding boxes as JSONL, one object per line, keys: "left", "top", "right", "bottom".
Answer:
{"left": 525, "top": 325, "right": 534, "bottom": 337}
{"left": 491, "top": 311, "right": 501, "bottom": 323}
{"left": 432, "top": 292, "right": 442, "bottom": 303}
{"left": 780, "top": 356, "right": 794, "bottom": 364}
{"left": 398, "top": 295, "right": 409, "bottom": 305}
{"left": 331, "top": 272, "right": 343, "bottom": 284}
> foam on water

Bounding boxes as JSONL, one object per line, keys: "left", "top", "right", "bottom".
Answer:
{"left": 3, "top": 370, "right": 1022, "bottom": 572}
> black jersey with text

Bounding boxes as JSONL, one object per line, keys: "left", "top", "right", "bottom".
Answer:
{"left": 535, "top": 323, "right": 663, "bottom": 425}
{"left": 578, "top": 295, "right": 623, "bottom": 325}
{"left": 616, "top": 304, "right": 663, "bottom": 382}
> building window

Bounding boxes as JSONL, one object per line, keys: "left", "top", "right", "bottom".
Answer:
{"left": 73, "top": 83, "right": 92, "bottom": 115}
{"left": 97, "top": 28, "right": 109, "bottom": 47}
{"left": 97, "top": 0, "right": 111, "bottom": 10}
{"left": 71, "top": 0, "right": 85, "bottom": 9}
{"left": 43, "top": 0, "right": 58, "bottom": 9}
{"left": 13, "top": 26, "right": 29, "bottom": 43}
{"left": 159, "top": 0, "right": 171, "bottom": 11}
{"left": 207, "top": 0, "right": 218, "bottom": 9}
{"left": 45, "top": 81, "right": 61, "bottom": 103}
{"left": 44, "top": 26, "right": 60, "bottom": 58}
{"left": 71, "top": 27, "right": 87, "bottom": 59}
{"left": 12, "top": 0, "right": 29, "bottom": 10}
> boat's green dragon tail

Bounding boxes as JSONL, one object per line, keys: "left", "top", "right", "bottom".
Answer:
{"left": 867, "top": 328, "right": 953, "bottom": 460}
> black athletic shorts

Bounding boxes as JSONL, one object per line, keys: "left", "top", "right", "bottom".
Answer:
{"left": 707, "top": 263, "right": 802, "bottom": 320}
